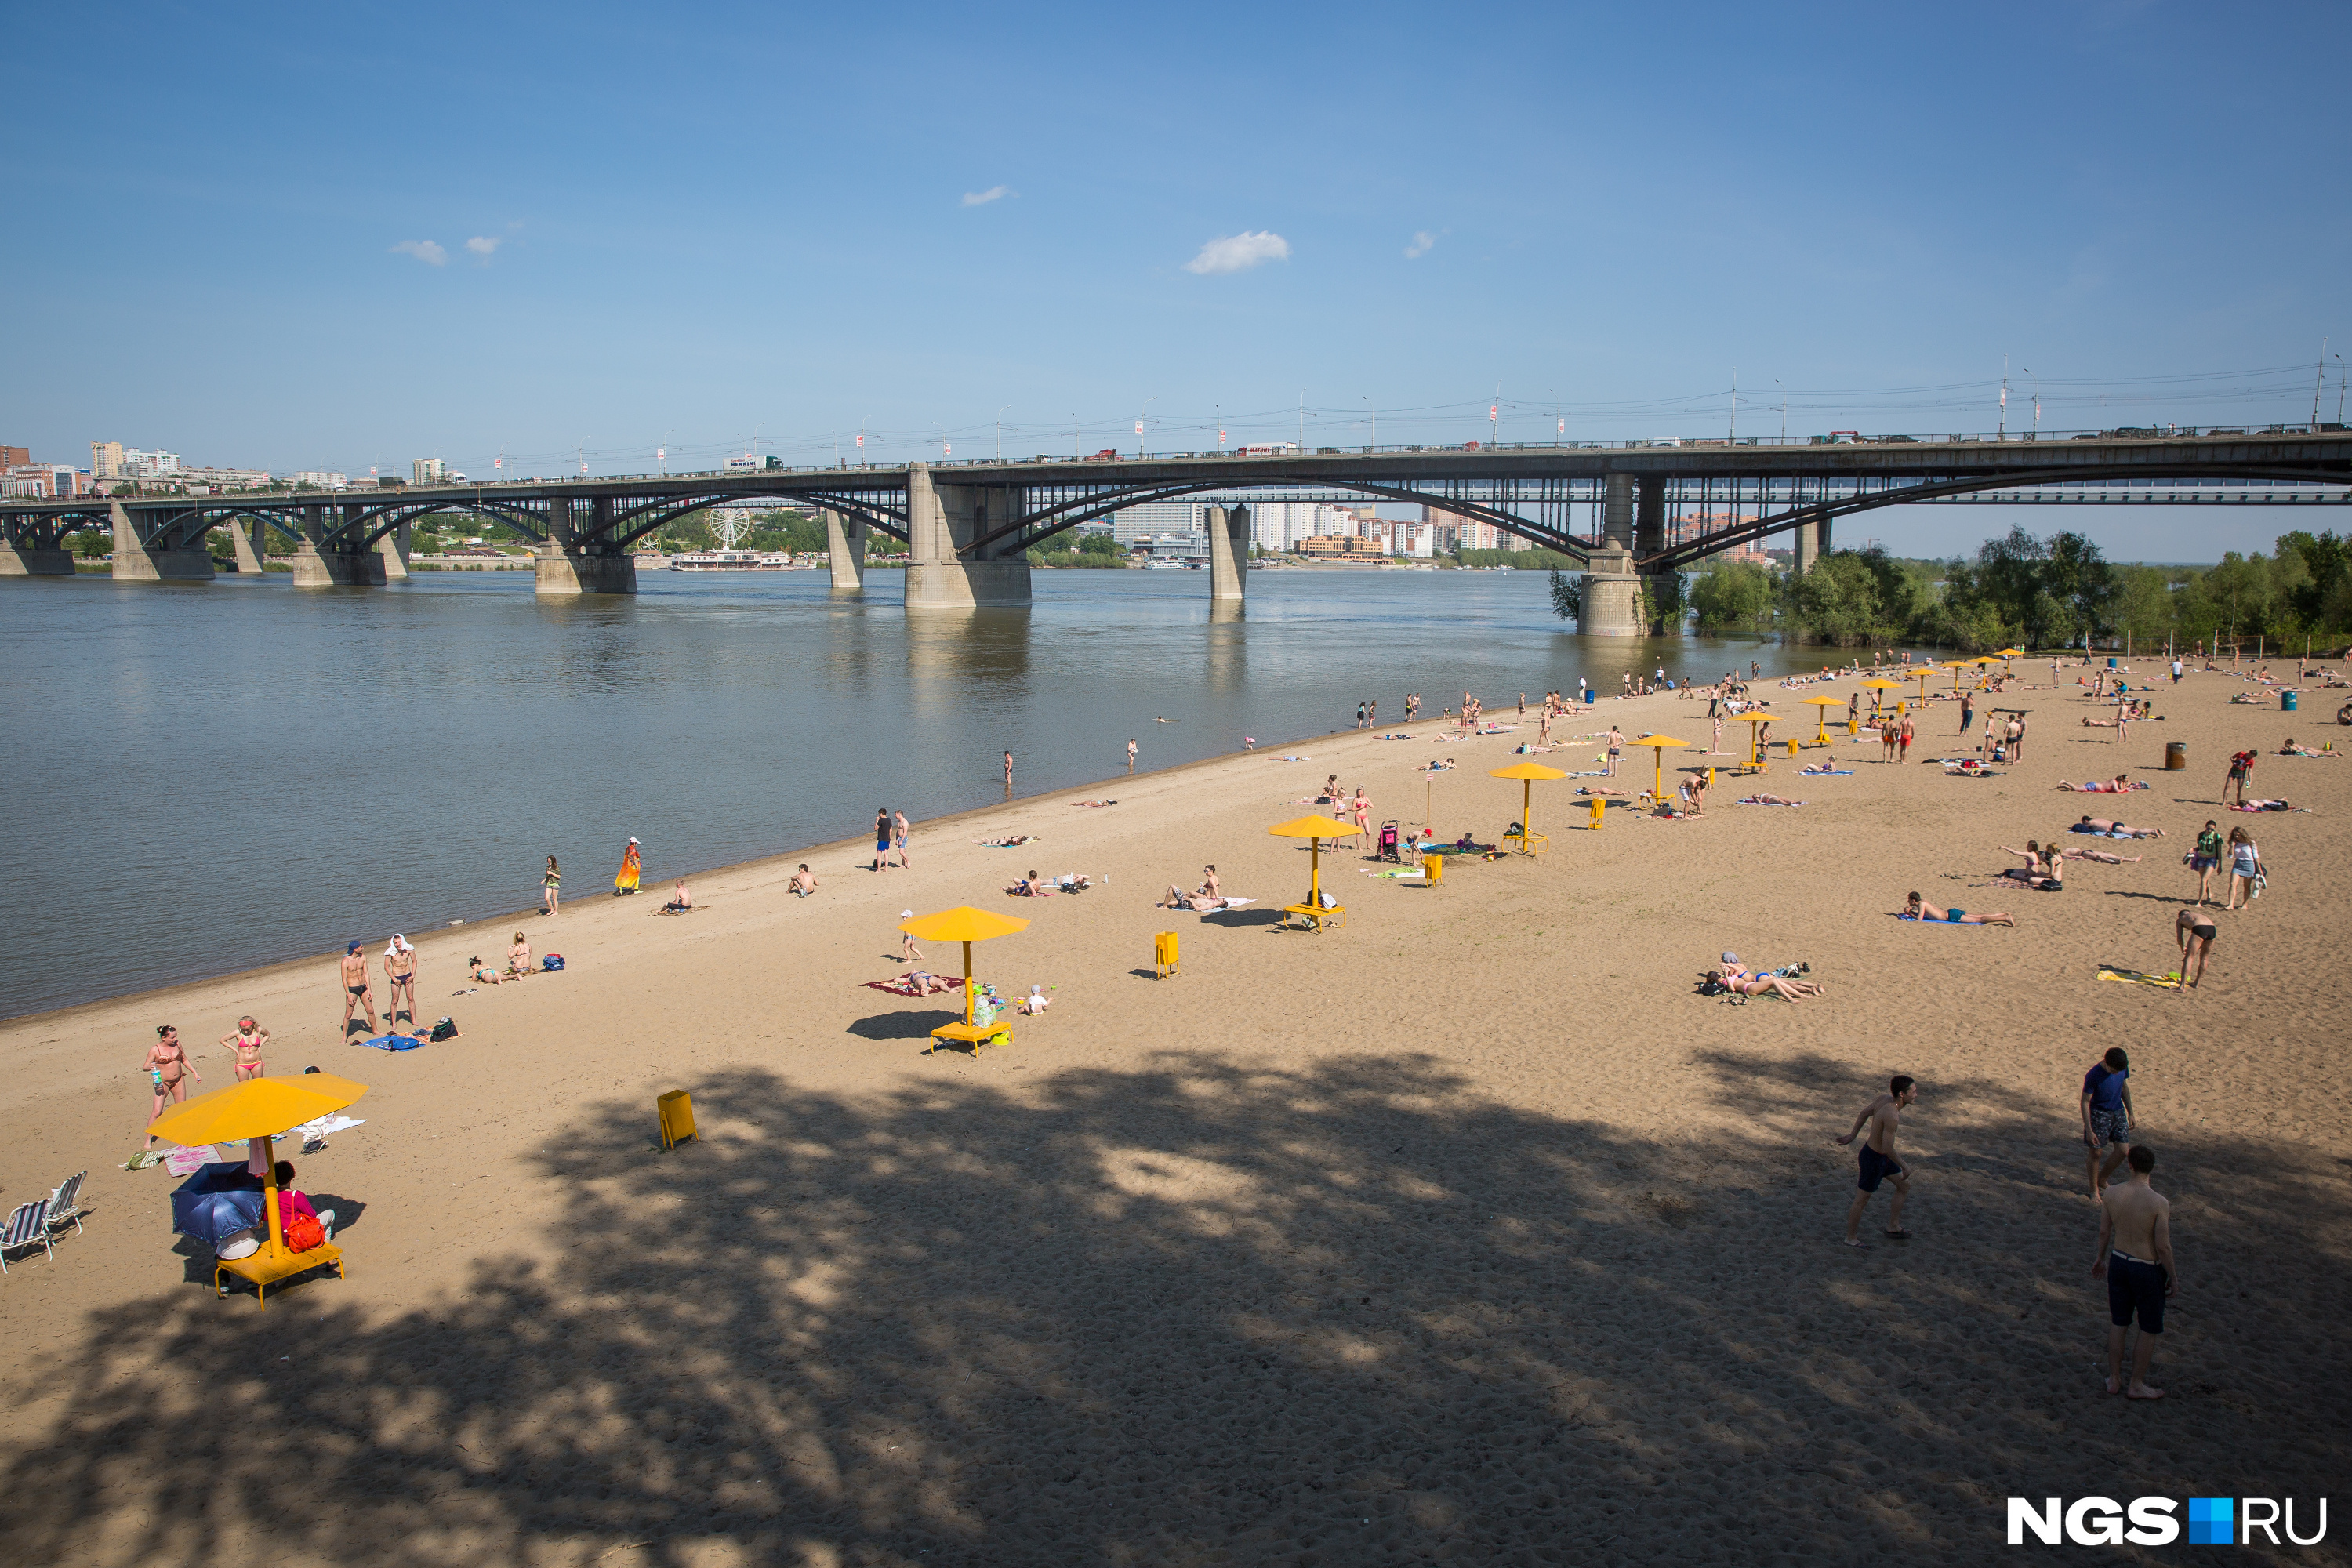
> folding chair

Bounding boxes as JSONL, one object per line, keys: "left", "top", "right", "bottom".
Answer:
{"left": 46, "top": 1171, "right": 88, "bottom": 1239}
{"left": 0, "top": 1200, "right": 53, "bottom": 1272}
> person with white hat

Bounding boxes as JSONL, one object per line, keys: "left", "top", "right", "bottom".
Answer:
{"left": 899, "top": 912, "right": 922, "bottom": 964}
{"left": 383, "top": 935, "right": 418, "bottom": 1029}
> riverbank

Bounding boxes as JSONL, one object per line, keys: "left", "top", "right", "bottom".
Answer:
{"left": 3, "top": 659, "right": 2347, "bottom": 1565}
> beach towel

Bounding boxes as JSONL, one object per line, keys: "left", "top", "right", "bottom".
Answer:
{"left": 162, "top": 1143, "right": 225, "bottom": 1176}
{"left": 975, "top": 835, "right": 1040, "bottom": 847}
{"left": 1892, "top": 914, "right": 1983, "bottom": 927}
{"left": 1069, "top": 800, "right": 1119, "bottom": 807}
{"left": 863, "top": 975, "right": 931, "bottom": 996}
{"left": 296, "top": 1113, "right": 368, "bottom": 1142}
{"left": 1193, "top": 896, "right": 1258, "bottom": 910}
{"left": 1798, "top": 768, "right": 1854, "bottom": 776}
{"left": 357, "top": 1033, "right": 425, "bottom": 1051}
{"left": 2098, "top": 966, "right": 2183, "bottom": 989}
{"left": 1363, "top": 867, "right": 1425, "bottom": 879}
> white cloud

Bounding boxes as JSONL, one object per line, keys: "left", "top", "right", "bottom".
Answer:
{"left": 961, "top": 185, "right": 1014, "bottom": 207}
{"left": 1404, "top": 230, "right": 1438, "bottom": 259}
{"left": 391, "top": 239, "right": 447, "bottom": 266}
{"left": 465, "top": 235, "right": 502, "bottom": 256}
{"left": 1184, "top": 230, "right": 1290, "bottom": 275}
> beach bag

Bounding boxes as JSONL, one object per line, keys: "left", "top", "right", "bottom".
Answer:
{"left": 543, "top": 954, "right": 565, "bottom": 971}
{"left": 428, "top": 1017, "right": 458, "bottom": 1042}
{"left": 285, "top": 1211, "right": 325, "bottom": 1253}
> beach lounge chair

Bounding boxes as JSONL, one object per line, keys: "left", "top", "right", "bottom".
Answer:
{"left": 0, "top": 1199, "right": 53, "bottom": 1272}
{"left": 45, "top": 1171, "right": 87, "bottom": 1239}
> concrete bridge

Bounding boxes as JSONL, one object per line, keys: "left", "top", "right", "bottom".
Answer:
{"left": 3, "top": 428, "right": 2345, "bottom": 634}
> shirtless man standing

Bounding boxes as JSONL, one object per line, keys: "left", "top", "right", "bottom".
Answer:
{"left": 1835, "top": 1075, "right": 1918, "bottom": 1247}
{"left": 383, "top": 935, "right": 419, "bottom": 1029}
{"left": 339, "top": 942, "right": 376, "bottom": 1036}
{"left": 2091, "top": 1145, "right": 2176, "bottom": 1399}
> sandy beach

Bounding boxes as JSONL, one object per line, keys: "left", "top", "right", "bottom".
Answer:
{"left": 3, "top": 658, "right": 2347, "bottom": 1566}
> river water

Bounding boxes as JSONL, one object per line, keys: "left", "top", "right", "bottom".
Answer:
{"left": 2, "top": 566, "right": 1855, "bottom": 1018}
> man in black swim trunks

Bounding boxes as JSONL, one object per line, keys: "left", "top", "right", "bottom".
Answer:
{"left": 1835, "top": 1075, "right": 1917, "bottom": 1247}
{"left": 2091, "top": 1145, "right": 2176, "bottom": 1399}
{"left": 338, "top": 941, "right": 376, "bottom": 1037}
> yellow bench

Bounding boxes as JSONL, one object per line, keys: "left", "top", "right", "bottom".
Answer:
{"left": 1281, "top": 902, "right": 1347, "bottom": 932}
{"left": 1501, "top": 830, "right": 1550, "bottom": 856}
{"left": 930, "top": 1019, "right": 1011, "bottom": 1054}
{"left": 215, "top": 1240, "right": 345, "bottom": 1309}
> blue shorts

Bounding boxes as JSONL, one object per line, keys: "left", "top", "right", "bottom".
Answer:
{"left": 1857, "top": 1145, "right": 1905, "bottom": 1192}
{"left": 2107, "top": 1253, "right": 2168, "bottom": 1333}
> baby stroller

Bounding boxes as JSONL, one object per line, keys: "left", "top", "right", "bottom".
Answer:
{"left": 1377, "top": 822, "right": 1403, "bottom": 862}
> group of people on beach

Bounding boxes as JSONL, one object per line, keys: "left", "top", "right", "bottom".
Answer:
{"left": 540, "top": 837, "right": 646, "bottom": 915}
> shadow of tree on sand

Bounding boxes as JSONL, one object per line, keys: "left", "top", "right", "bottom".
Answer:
{"left": 4, "top": 1051, "right": 2346, "bottom": 1566}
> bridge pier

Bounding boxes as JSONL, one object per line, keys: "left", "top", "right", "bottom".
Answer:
{"left": 904, "top": 462, "right": 1030, "bottom": 608}
{"left": 229, "top": 517, "right": 266, "bottom": 575}
{"left": 534, "top": 546, "right": 637, "bottom": 595}
{"left": 1577, "top": 475, "right": 1642, "bottom": 636}
{"left": 825, "top": 508, "right": 866, "bottom": 593}
{"left": 291, "top": 542, "right": 387, "bottom": 587}
{"left": 0, "top": 545, "right": 74, "bottom": 575}
{"left": 109, "top": 502, "right": 213, "bottom": 582}
{"left": 379, "top": 521, "right": 410, "bottom": 581}
{"left": 1207, "top": 504, "right": 1249, "bottom": 602}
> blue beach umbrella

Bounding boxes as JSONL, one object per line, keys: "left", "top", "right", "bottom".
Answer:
{"left": 170, "top": 1161, "right": 265, "bottom": 1245}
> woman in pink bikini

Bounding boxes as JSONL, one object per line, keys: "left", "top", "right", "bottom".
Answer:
{"left": 144, "top": 1025, "right": 203, "bottom": 1145}
{"left": 1351, "top": 786, "right": 1373, "bottom": 850}
{"left": 220, "top": 1016, "right": 270, "bottom": 1080}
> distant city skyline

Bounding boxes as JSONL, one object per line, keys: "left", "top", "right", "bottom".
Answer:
{"left": 5, "top": 2, "right": 2345, "bottom": 560}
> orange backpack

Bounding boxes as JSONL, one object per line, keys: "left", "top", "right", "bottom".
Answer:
{"left": 285, "top": 1211, "right": 325, "bottom": 1253}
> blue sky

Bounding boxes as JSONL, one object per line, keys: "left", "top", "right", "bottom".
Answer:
{"left": 7, "top": 1, "right": 2347, "bottom": 560}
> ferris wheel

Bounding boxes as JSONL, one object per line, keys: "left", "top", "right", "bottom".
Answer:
{"left": 710, "top": 509, "right": 753, "bottom": 550}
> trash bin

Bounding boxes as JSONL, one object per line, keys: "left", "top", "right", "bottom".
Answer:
{"left": 2165, "top": 742, "right": 2187, "bottom": 771}
{"left": 2107, "top": 656, "right": 2118, "bottom": 669}
{"left": 2283, "top": 691, "right": 2298, "bottom": 712}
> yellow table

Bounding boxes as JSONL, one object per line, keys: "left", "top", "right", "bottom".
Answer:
{"left": 1282, "top": 902, "right": 1348, "bottom": 931}
{"left": 930, "top": 1019, "right": 1011, "bottom": 1054}
{"left": 215, "top": 1240, "right": 344, "bottom": 1308}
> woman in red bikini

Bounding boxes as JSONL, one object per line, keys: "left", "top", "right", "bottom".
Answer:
{"left": 221, "top": 1016, "right": 270, "bottom": 1080}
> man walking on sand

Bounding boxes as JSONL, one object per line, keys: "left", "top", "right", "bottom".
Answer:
{"left": 2081, "top": 1047, "right": 2136, "bottom": 1197}
{"left": 339, "top": 942, "right": 376, "bottom": 1037}
{"left": 2092, "top": 1145, "right": 2176, "bottom": 1399}
{"left": 1835, "top": 1075, "right": 1917, "bottom": 1247}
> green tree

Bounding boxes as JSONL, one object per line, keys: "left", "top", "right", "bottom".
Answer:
{"left": 1687, "top": 560, "right": 1776, "bottom": 633}
{"left": 1547, "top": 568, "right": 1581, "bottom": 622}
{"left": 1784, "top": 551, "right": 1891, "bottom": 644}
{"left": 1078, "top": 532, "right": 1118, "bottom": 556}
{"left": 2281, "top": 529, "right": 2350, "bottom": 633}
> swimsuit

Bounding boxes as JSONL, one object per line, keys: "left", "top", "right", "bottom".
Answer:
{"left": 347, "top": 983, "right": 368, "bottom": 996}
{"left": 2107, "top": 1249, "right": 2168, "bottom": 1334}
{"left": 1944, "top": 909, "right": 1965, "bottom": 921}
{"left": 1857, "top": 1145, "right": 1904, "bottom": 1192}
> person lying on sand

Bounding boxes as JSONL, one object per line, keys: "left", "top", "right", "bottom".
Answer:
{"left": 468, "top": 956, "right": 510, "bottom": 985}
{"left": 1998, "top": 843, "right": 2063, "bottom": 890}
{"left": 1157, "top": 866, "right": 1226, "bottom": 909}
{"left": 1422, "top": 757, "right": 1457, "bottom": 772}
{"left": 1009, "top": 870, "right": 1051, "bottom": 897}
{"left": 975, "top": 833, "right": 1038, "bottom": 848}
{"left": 2076, "top": 816, "right": 2165, "bottom": 838}
{"left": 1703, "top": 964, "right": 1824, "bottom": 1001}
{"left": 903, "top": 971, "right": 960, "bottom": 996}
{"left": 2057, "top": 845, "right": 2143, "bottom": 864}
{"left": 1737, "top": 794, "right": 1803, "bottom": 805}
{"left": 1900, "top": 893, "right": 2014, "bottom": 925}
{"left": 2057, "top": 774, "right": 2143, "bottom": 793}
{"left": 2278, "top": 739, "right": 2332, "bottom": 757}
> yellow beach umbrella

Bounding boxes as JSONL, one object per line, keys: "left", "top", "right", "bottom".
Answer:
{"left": 1488, "top": 760, "right": 1568, "bottom": 845}
{"left": 1995, "top": 647, "right": 2025, "bottom": 673}
{"left": 901, "top": 906, "right": 1029, "bottom": 1025}
{"left": 1728, "top": 712, "right": 1778, "bottom": 767}
{"left": 1623, "top": 735, "right": 1686, "bottom": 800}
{"left": 1859, "top": 677, "right": 1903, "bottom": 713}
{"left": 148, "top": 1073, "right": 370, "bottom": 1274}
{"left": 1268, "top": 815, "right": 1357, "bottom": 910}
{"left": 1799, "top": 695, "right": 1845, "bottom": 742}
